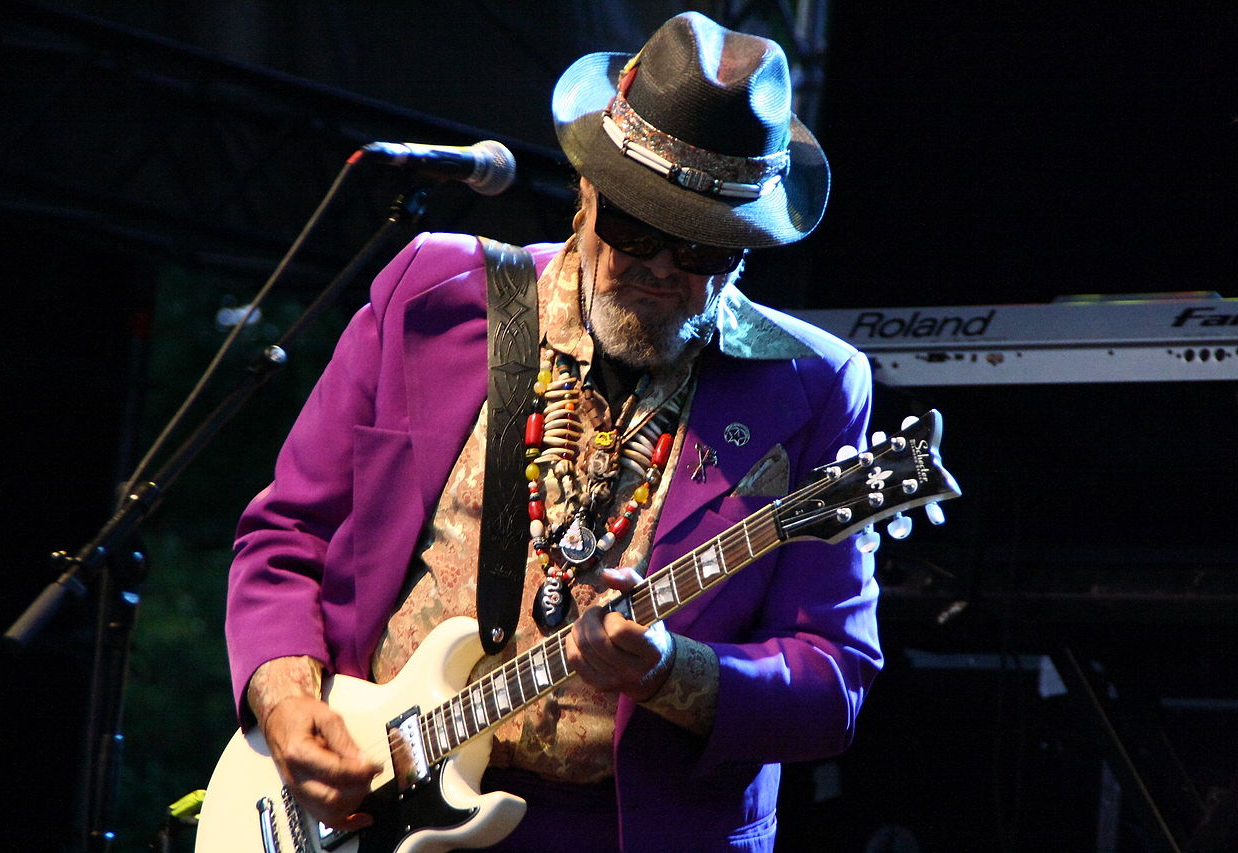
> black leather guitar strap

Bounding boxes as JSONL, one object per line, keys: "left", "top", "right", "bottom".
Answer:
{"left": 477, "top": 237, "right": 540, "bottom": 655}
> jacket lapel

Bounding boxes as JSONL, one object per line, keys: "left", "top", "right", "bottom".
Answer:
{"left": 616, "top": 350, "right": 812, "bottom": 744}
{"left": 648, "top": 349, "right": 811, "bottom": 637}
{"left": 654, "top": 348, "right": 809, "bottom": 547}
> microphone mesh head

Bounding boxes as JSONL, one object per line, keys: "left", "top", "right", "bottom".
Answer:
{"left": 471, "top": 140, "right": 517, "bottom": 195}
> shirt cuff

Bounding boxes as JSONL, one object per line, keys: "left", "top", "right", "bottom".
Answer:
{"left": 638, "top": 634, "right": 719, "bottom": 737}
{"left": 246, "top": 655, "right": 324, "bottom": 731}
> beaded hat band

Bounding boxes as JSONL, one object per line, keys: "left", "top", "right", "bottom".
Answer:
{"left": 603, "top": 95, "right": 789, "bottom": 200}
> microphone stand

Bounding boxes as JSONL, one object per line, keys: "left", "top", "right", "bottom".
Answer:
{"left": 5, "top": 173, "right": 430, "bottom": 851}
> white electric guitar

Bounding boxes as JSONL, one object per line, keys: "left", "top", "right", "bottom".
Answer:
{"left": 195, "top": 411, "right": 961, "bottom": 853}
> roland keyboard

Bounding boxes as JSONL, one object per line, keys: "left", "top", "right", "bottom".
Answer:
{"left": 796, "top": 295, "right": 1238, "bottom": 385}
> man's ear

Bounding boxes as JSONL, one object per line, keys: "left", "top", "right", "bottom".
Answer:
{"left": 573, "top": 177, "right": 596, "bottom": 234}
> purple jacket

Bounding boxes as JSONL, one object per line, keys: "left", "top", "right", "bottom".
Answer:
{"left": 226, "top": 232, "right": 881, "bottom": 850}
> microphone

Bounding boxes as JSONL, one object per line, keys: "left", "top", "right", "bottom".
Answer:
{"left": 357, "top": 139, "right": 516, "bottom": 195}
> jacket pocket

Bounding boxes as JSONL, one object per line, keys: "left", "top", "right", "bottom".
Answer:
{"left": 726, "top": 809, "right": 778, "bottom": 851}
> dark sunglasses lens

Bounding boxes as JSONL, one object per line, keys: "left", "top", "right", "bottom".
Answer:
{"left": 674, "top": 246, "right": 744, "bottom": 275}
{"left": 594, "top": 206, "right": 663, "bottom": 259}
{"left": 596, "top": 195, "right": 743, "bottom": 274}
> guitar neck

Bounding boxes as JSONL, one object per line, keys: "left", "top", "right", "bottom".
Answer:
{"left": 415, "top": 507, "right": 784, "bottom": 766}
{"left": 412, "top": 409, "right": 961, "bottom": 769}
{"left": 619, "top": 503, "right": 783, "bottom": 626}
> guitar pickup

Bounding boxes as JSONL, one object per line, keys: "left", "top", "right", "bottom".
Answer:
{"left": 387, "top": 707, "right": 430, "bottom": 789}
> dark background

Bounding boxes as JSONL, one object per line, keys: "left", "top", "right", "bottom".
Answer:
{"left": 2, "top": 2, "right": 1235, "bottom": 851}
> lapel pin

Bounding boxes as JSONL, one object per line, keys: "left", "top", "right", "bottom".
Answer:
{"left": 723, "top": 422, "right": 751, "bottom": 447}
{"left": 692, "top": 443, "right": 717, "bottom": 482}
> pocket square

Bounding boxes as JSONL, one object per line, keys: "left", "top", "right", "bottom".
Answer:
{"left": 730, "top": 443, "right": 790, "bottom": 497}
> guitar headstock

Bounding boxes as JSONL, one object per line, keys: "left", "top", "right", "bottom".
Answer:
{"left": 775, "top": 409, "right": 961, "bottom": 549}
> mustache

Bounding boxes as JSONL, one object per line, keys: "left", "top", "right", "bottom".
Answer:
{"left": 617, "top": 266, "right": 686, "bottom": 297}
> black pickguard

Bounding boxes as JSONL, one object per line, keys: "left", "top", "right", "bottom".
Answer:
{"left": 352, "top": 760, "right": 480, "bottom": 853}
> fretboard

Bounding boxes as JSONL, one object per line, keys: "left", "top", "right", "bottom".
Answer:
{"left": 415, "top": 506, "right": 784, "bottom": 766}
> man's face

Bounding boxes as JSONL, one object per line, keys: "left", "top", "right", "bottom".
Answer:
{"left": 578, "top": 182, "right": 739, "bottom": 369}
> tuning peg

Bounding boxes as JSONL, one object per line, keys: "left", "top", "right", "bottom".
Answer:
{"left": 856, "top": 525, "right": 881, "bottom": 553}
{"left": 871, "top": 430, "right": 887, "bottom": 445}
{"left": 901, "top": 415, "right": 920, "bottom": 430}
{"left": 925, "top": 501, "right": 946, "bottom": 525}
{"left": 887, "top": 512, "right": 913, "bottom": 540}
{"left": 835, "top": 444, "right": 857, "bottom": 461}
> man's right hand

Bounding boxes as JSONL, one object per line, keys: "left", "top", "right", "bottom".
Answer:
{"left": 261, "top": 695, "right": 382, "bottom": 831}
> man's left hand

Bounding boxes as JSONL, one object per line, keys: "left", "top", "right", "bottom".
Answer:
{"left": 567, "top": 568, "right": 676, "bottom": 702}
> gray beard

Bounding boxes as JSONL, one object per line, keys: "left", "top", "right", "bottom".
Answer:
{"left": 589, "top": 284, "right": 715, "bottom": 370}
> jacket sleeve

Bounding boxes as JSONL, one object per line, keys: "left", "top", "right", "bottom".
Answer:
{"left": 223, "top": 233, "right": 432, "bottom": 721}
{"left": 694, "top": 350, "right": 882, "bottom": 773}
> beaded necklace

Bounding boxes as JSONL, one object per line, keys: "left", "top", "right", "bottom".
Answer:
{"left": 523, "top": 350, "right": 687, "bottom": 629}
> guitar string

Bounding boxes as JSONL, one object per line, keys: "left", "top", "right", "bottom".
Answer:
{"left": 347, "top": 495, "right": 865, "bottom": 767}
{"left": 626, "top": 506, "right": 779, "bottom": 621}
{"left": 624, "top": 441, "right": 914, "bottom": 617}
{"left": 348, "top": 630, "right": 577, "bottom": 769}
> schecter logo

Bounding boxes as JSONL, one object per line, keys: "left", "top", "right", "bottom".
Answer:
{"left": 1173, "top": 307, "right": 1238, "bottom": 327}
{"left": 912, "top": 439, "right": 930, "bottom": 482}
{"left": 849, "top": 309, "right": 995, "bottom": 339}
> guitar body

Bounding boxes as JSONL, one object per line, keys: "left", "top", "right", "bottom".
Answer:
{"left": 195, "top": 616, "right": 526, "bottom": 853}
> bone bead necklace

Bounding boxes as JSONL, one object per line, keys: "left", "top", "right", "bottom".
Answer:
{"left": 523, "top": 351, "right": 685, "bottom": 629}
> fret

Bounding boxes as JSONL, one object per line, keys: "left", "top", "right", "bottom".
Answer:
{"left": 621, "top": 519, "right": 775, "bottom": 629}
{"left": 455, "top": 695, "right": 469, "bottom": 740}
{"left": 542, "top": 637, "right": 563, "bottom": 683}
{"left": 470, "top": 685, "right": 488, "bottom": 731}
{"left": 481, "top": 674, "right": 501, "bottom": 723}
{"left": 531, "top": 647, "right": 550, "bottom": 690}
{"left": 554, "top": 635, "right": 571, "bottom": 680}
{"left": 420, "top": 716, "right": 436, "bottom": 764}
{"left": 630, "top": 587, "right": 656, "bottom": 625}
{"left": 433, "top": 709, "right": 449, "bottom": 754}
{"left": 650, "top": 570, "right": 678, "bottom": 618}
{"left": 509, "top": 659, "right": 528, "bottom": 706}
{"left": 698, "top": 541, "right": 724, "bottom": 582}
{"left": 761, "top": 513, "right": 779, "bottom": 552}
{"left": 494, "top": 666, "right": 512, "bottom": 712}
{"left": 676, "top": 558, "right": 702, "bottom": 599}
{"left": 609, "top": 594, "right": 632, "bottom": 620}
{"left": 645, "top": 579, "right": 660, "bottom": 621}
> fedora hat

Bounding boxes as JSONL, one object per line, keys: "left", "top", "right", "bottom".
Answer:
{"left": 553, "top": 11, "right": 829, "bottom": 249}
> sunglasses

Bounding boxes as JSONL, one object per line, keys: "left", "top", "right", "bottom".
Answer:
{"left": 594, "top": 194, "right": 746, "bottom": 275}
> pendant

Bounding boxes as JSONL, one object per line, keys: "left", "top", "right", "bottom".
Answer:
{"left": 533, "top": 576, "right": 571, "bottom": 630}
{"left": 557, "top": 515, "right": 598, "bottom": 564}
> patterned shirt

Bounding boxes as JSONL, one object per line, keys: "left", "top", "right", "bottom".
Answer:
{"left": 370, "top": 238, "right": 696, "bottom": 782}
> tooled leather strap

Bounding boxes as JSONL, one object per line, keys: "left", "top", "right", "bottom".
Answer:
{"left": 477, "top": 237, "right": 540, "bottom": 655}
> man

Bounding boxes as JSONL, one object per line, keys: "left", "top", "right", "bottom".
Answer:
{"left": 225, "top": 12, "right": 881, "bottom": 851}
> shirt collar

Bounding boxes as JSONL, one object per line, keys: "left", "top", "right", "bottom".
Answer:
{"left": 539, "top": 236, "right": 591, "bottom": 359}
{"left": 715, "top": 283, "right": 820, "bottom": 360}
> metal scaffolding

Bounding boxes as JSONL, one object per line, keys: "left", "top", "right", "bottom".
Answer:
{"left": 2, "top": 3, "right": 574, "bottom": 283}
